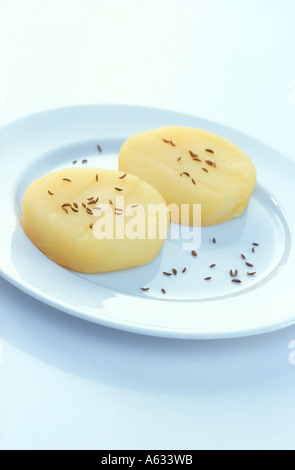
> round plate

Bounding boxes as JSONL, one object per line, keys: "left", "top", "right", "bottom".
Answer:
{"left": 0, "top": 104, "right": 294, "bottom": 339}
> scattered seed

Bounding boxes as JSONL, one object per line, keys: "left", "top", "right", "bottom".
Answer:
{"left": 205, "top": 160, "right": 216, "bottom": 167}
{"left": 62, "top": 203, "right": 72, "bottom": 208}
{"left": 119, "top": 173, "right": 127, "bottom": 179}
{"left": 114, "top": 187, "right": 123, "bottom": 192}
{"left": 177, "top": 157, "right": 182, "bottom": 161}
{"left": 141, "top": 287, "right": 150, "bottom": 292}
{"left": 62, "top": 178, "right": 72, "bottom": 183}
{"left": 163, "top": 272, "right": 172, "bottom": 277}
{"left": 96, "top": 174, "right": 99, "bottom": 182}
{"left": 210, "top": 264, "right": 216, "bottom": 268}
{"left": 87, "top": 197, "right": 94, "bottom": 201}
{"left": 246, "top": 262, "right": 254, "bottom": 268}
{"left": 232, "top": 279, "right": 242, "bottom": 284}
{"left": 82, "top": 159, "right": 88, "bottom": 164}
{"left": 89, "top": 224, "right": 93, "bottom": 229}
{"left": 97, "top": 145, "right": 102, "bottom": 153}
{"left": 172, "top": 268, "right": 177, "bottom": 275}
{"left": 162, "top": 139, "right": 176, "bottom": 147}
{"left": 253, "top": 243, "right": 259, "bottom": 246}
{"left": 213, "top": 238, "right": 216, "bottom": 244}
{"left": 241, "top": 254, "right": 246, "bottom": 260}
{"left": 202, "top": 168, "right": 209, "bottom": 173}
{"left": 161, "top": 288, "right": 166, "bottom": 294}
{"left": 230, "top": 269, "right": 238, "bottom": 277}
{"left": 48, "top": 190, "right": 54, "bottom": 196}
{"left": 180, "top": 172, "right": 190, "bottom": 177}
{"left": 82, "top": 203, "right": 86, "bottom": 208}
{"left": 72, "top": 160, "right": 77, "bottom": 164}
{"left": 73, "top": 202, "right": 78, "bottom": 209}
{"left": 205, "top": 149, "right": 214, "bottom": 154}
{"left": 192, "top": 157, "right": 202, "bottom": 162}
{"left": 109, "top": 199, "right": 113, "bottom": 205}
{"left": 88, "top": 197, "right": 99, "bottom": 205}
{"left": 204, "top": 277, "right": 212, "bottom": 281}
{"left": 191, "top": 178, "right": 197, "bottom": 185}
{"left": 62, "top": 207, "right": 68, "bottom": 214}
{"left": 189, "top": 150, "right": 199, "bottom": 158}
{"left": 252, "top": 247, "right": 255, "bottom": 253}
{"left": 130, "top": 204, "right": 139, "bottom": 208}
{"left": 71, "top": 207, "right": 79, "bottom": 213}
{"left": 182, "top": 267, "right": 187, "bottom": 273}
{"left": 86, "top": 208, "right": 93, "bottom": 215}
{"left": 247, "top": 272, "right": 256, "bottom": 276}
{"left": 191, "top": 250, "right": 197, "bottom": 257}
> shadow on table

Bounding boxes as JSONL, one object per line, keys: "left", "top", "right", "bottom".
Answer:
{"left": 1, "top": 276, "right": 295, "bottom": 395}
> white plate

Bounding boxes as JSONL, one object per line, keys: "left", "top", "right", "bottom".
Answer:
{"left": 0, "top": 104, "right": 294, "bottom": 339}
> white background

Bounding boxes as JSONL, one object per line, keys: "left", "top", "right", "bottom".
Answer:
{"left": 1, "top": 0, "right": 295, "bottom": 450}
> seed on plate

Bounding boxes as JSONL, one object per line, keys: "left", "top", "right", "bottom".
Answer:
{"left": 62, "top": 178, "right": 72, "bottom": 183}
{"left": 204, "top": 277, "right": 212, "bottom": 281}
{"left": 82, "top": 159, "right": 88, "bottom": 164}
{"left": 232, "top": 279, "right": 242, "bottom": 284}
{"left": 71, "top": 207, "right": 79, "bottom": 213}
{"left": 96, "top": 174, "right": 99, "bottom": 182}
{"left": 172, "top": 268, "right": 177, "bottom": 275}
{"left": 72, "top": 160, "right": 77, "bottom": 164}
{"left": 182, "top": 267, "right": 187, "bottom": 273}
{"left": 62, "top": 203, "right": 72, "bottom": 208}
{"left": 191, "top": 178, "right": 197, "bottom": 185}
{"left": 114, "top": 187, "right": 123, "bottom": 192}
{"left": 97, "top": 144, "right": 102, "bottom": 153}
{"left": 86, "top": 208, "right": 93, "bottom": 215}
{"left": 241, "top": 254, "right": 246, "bottom": 260}
{"left": 202, "top": 168, "right": 209, "bottom": 173}
{"left": 180, "top": 172, "right": 190, "bottom": 177}
{"left": 62, "top": 207, "right": 68, "bottom": 214}
{"left": 119, "top": 173, "right": 127, "bottom": 179}
{"left": 73, "top": 202, "right": 78, "bottom": 209}
{"left": 246, "top": 262, "right": 254, "bottom": 268}
{"left": 163, "top": 272, "right": 172, "bottom": 277}
{"left": 48, "top": 190, "right": 54, "bottom": 196}
{"left": 141, "top": 287, "right": 150, "bottom": 292}
{"left": 161, "top": 288, "right": 166, "bottom": 294}
{"left": 177, "top": 157, "right": 182, "bottom": 161}
{"left": 205, "top": 149, "right": 214, "bottom": 154}
{"left": 191, "top": 250, "right": 197, "bottom": 257}
{"left": 109, "top": 199, "right": 113, "bottom": 205}
{"left": 89, "top": 224, "right": 93, "bottom": 229}
{"left": 252, "top": 247, "right": 255, "bottom": 253}
{"left": 213, "top": 237, "right": 216, "bottom": 244}
{"left": 210, "top": 264, "right": 216, "bottom": 268}
{"left": 253, "top": 243, "right": 259, "bottom": 246}
{"left": 247, "top": 271, "right": 256, "bottom": 276}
